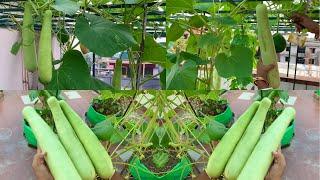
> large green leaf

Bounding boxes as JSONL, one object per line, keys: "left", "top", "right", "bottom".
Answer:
{"left": 46, "top": 50, "right": 113, "bottom": 90}
{"left": 51, "top": 0, "right": 80, "bottom": 15}
{"left": 166, "top": 61, "right": 197, "bottom": 90}
{"left": 206, "top": 118, "right": 228, "bottom": 141}
{"left": 179, "top": 51, "right": 208, "bottom": 65}
{"left": 167, "top": 22, "right": 185, "bottom": 42}
{"left": 212, "top": 16, "right": 237, "bottom": 26}
{"left": 167, "top": 0, "right": 195, "bottom": 15}
{"left": 75, "top": 14, "right": 136, "bottom": 57}
{"left": 198, "top": 33, "right": 221, "bottom": 49}
{"left": 91, "top": 120, "right": 115, "bottom": 141}
{"left": 215, "top": 46, "right": 253, "bottom": 79}
{"left": 142, "top": 35, "right": 166, "bottom": 65}
{"left": 189, "top": 15, "right": 208, "bottom": 28}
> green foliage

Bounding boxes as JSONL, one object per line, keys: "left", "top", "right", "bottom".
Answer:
{"left": 166, "top": 61, "right": 197, "bottom": 90}
{"left": 189, "top": 15, "right": 208, "bottom": 28}
{"left": 167, "top": 22, "right": 185, "bottom": 42}
{"left": 152, "top": 152, "right": 169, "bottom": 169}
{"left": 51, "top": 0, "right": 80, "bottom": 15}
{"left": 142, "top": 35, "right": 166, "bottom": 66}
{"left": 206, "top": 118, "right": 228, "bottom": 141}
{"left": 273, "top": 33, "right": 287, "bottom": 53}
{"left": 75, "top": 14, "right": 136, "bottom": 57}
{"left": 46, "top": 50, "right": 113, "bottom": 90}
{"left": 10, "top": 41, "right": 21, "bottom": 55}
{"left": 215, "top": 46, "right": 253, "bottom": 79}
{"left": 91, "top": 119, "right": 115, "bottom": 141}
{"left": 57, "top": 28, "right": 69, "bottom": 44}
{"left": 166, "top": 0, "right": 195, "bottom": 15}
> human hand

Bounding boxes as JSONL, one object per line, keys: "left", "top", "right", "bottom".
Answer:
{"left": 265, "top": 148, "right": 286, "bottom": 180}
{"left": 291, "top": 13, "right": 320, "bottom": 39}
{"left": 255, "top": 59, "right": 276, "bottom": 89}
{"left": 32, "top": 148, "right": 53, "bottom": 180}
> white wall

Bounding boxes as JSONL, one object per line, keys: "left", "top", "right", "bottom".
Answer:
{"left": 0, "top": 28, "right": 61, "bottom": 90}
{"left": 0, "top": 28, "right": 24, "bottom": 90}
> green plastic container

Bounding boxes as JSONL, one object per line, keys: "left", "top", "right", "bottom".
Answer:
{"left": 23, "top": 120, "right": 37, "bottom": 148}
{"left": 86, "top": 105, "right": 107, "bottom": 125}
{"left": 281, "top": 119, "right": 295, "bottom": 147}
{"left": 208, "top": 105, "right": 234, "bottom": 126}
{"left": 129, "top": 156, "right": 192, "bottom": 180}
{"left": 315, "top": 90, "right": 320, "bottom": 99}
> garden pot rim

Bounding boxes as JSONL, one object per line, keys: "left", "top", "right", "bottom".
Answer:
{"left": 129, "top": 155, "right": 191, "bottom": 178}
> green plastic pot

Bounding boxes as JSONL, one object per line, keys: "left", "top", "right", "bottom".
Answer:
{"left": 23, "top": 120, "right": 37, "bottom": 148}
{"left": 207, "top": 105, "right": 234, "bottom": 126}
{"left": 281, "top": 119, "right": 295, "bottom": 147}
{"left": 315, "top": 90, "right": 320, "bottom": 99}
{"left": 129, "top": 156, "right": 192, "bottom": 180}
{"left": 86, "top": 105, "right": 108, "bottom": 126}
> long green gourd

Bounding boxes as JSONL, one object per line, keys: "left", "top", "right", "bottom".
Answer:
{"left": 38, "top": 10, "right": 52, "bottom": 84}
{"left": 112, "top": 59, "right": 122, "bottom": 89}
{"left": 22, "top": 2, "right": 37, "bottom": 72}
{"left": 256, "top": 4, "right": 280, "bottom": 88}
{"left": 47, "top": 97, "right": 96, "bottom": 180}
{"left": 22, "top": 106, "right": 81, "bottom": 180}
{"left": 59, "top": 100, "right": 115, "bottom": 179}
{"left": 224, "top": 97, "right": 272, "bottom": 180}
{"left": 205, "top": 101, "right": 260, "bottom": 178}
{"left": 238, "top": 107, "right": 296, "bottom": 180}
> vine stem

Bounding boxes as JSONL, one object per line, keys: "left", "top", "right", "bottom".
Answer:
{"left": 135, "top": 3, "right": 148, "bottom": 90}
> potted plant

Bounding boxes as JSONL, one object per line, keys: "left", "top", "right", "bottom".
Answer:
{"left": 129, "top": 149, "right": 192, "bottom": 179}
{"left": 185, "top": 91, "right": 234, "bottom": 127}
{"left": 86, "top": 90, "right": 135, "bottom": 126}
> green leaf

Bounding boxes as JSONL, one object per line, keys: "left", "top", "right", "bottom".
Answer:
{"left": 186, "top": 34, "right": 198, "bottom": 54}
{"left": 51, "top": 0, "right": 80, "bottom": 15}
{"left": 166, "top": 61, "right": 197, "bottom": 90}
{"left": 100, "top": 90, "right": 113, "bottom": 99}
{"left": 167, "top": 0, "right": 195, "bottom": 15}
{"left": 160, "top": 70, "right": 166, "bottom": 90}
{"left": 91, "top": 0, "right": 111, "bottom": 5}
{"left": 10, "top": 41, "right": 21, "bottom": 55}
{"left": 155, "top": 127, "right": 166, "bottom": 145}
{"left": 215, "top": 46, "right": 253, "bottom": 79}
{"left": 75, "top": 14, "right": 136, "bottom": 57}
{"left": 189, "top": 15, "right": 208, "bottom": 28}
{"left": 179, "top": 51, "right": 208, "bottom": 65}
{"left": 206, "top": 91, "right": 219, "bottom": 100}
{"left": 110, "top": 129, "right": 128, "bottom": 144}
{"left": 198, "top": 33, "right": 220, "bottom": 49}
{"left": 152, "top": 152, "right": 169, "bottom": 169}
{"left": 142, "top": 35, "right": 166, "bottom": 65}
{"left": 28, "top": 90, "right": 39, "bottom": 101}
{"left": 193, "top": 130, "right": 211, "bottom": 144}
{"left": 91, "top": 120, "right": 115, "bottom": 141}
{"left": 194, "top": 2, "right": 214, "bottom": 12}
{"left": 212, "top": 16, "right": 237, "bottom": 26}
{"left": 206, "top": 118, "right": 228, "bottom": 141}
{"left": 46, "top": 50, "right": 113, "bottom": 90}
{"left": 167, "top": 22, "right": 185, "bottom": 42}
{"left": 57, "top": 28, "right": 69, "bottom": 44}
